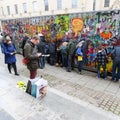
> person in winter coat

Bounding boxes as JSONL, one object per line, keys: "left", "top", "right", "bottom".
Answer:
{"left": 111, "top": 45, "right": 120, "bottom": 82}
{"left": 76, "top": 46, "right": 83, "bottom": 74}
{"left": 96, "top": 45, "right": 107, "bottom": 79}
{"left": 37, "top": 34, "right": 46, "bottom": 69}
{"left": 76, "top": 41, "right": 84, "bottom": 74}
{"left": 21, "top": 33, "right": 29, "bottom": 57}
{"left": 81, "top": 40, "right": 91, "bottom": 66}
{"left": 48, "top": 41, "right": 56, "bottom": 65}
{"left": 3, "top": 36, "right": 19, "bottom": 76}
{"left": 24, "top": 35, "right": 42, "bottom": 79}
{"left": 66, "top": 39, "right": 77, "bottom": 72}
{"left": 60, "top": 42, "right": 68, "bottom": 67}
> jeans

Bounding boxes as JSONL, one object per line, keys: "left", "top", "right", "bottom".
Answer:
{"left": 112, "top": 61, "right": 120, "bottom": 81}
{"left": 78, "top": 61, "right": 83, "bottom": 72}
{"left": 7, "top": 62, "right": 18, "bottom": 74}
{"left": 30, "top": 70, "right": 37, "bottom": 79}
{"left": 61, "top": 54, "right": 68, "bottom": 67}
{"left": 83, "top": 53, "right": 88, "bottom": 65}
{"left": 39, "top": 56, "right": 45, "bottom": 69}
{"left": 97, "top": 64, "right": 107, "bottom": 78}
{"left": 67, "top": 54, "right": 74, "bottom": 71}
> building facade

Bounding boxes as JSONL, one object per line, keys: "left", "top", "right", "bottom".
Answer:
{"left": 0, "top": 0, "right": 119, "bottom": 20}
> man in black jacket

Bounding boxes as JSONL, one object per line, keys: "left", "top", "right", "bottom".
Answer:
{"left": 37, "top": 34, "right": 46, "bottom": 69}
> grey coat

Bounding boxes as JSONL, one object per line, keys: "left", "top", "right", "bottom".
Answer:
{"left": 111, "top": 46, "right": 120, "bottom": 63}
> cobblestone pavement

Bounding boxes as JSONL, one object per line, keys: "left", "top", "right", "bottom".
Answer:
{"left": 1, "top": 53, "right": 120, "bottom": 117}
{"left": 34, "top": 71, "right": 120, "bottom": 116}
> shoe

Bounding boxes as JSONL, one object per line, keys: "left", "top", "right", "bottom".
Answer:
{"left": 15, "top": 73, "right": 19, "bottom": 76}
{"left": 110, "top": 78, "right": 114, "bottom": 81}
{"left": 72, "top": 67, "right": 74, "bottom": 70}
{"left": 66, "top": 69, "right": 71, "bottom": 72}
{"left": 96, "top": 76, "right": 100, "bottom": 79}
{"left": 78, "top": 71, "right": 82, "bottom": 74}
{"left": 113, "top": 79, "right": 119, "bottom": 82}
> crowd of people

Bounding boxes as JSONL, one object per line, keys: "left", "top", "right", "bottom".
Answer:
{"left": 0, "top": 32, "right": 120, "bottom": 83}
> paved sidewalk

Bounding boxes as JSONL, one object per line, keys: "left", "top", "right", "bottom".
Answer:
{"left": 17, "top": 55, "right": 120, "bottom": 116}
{"left": 37, "top": 65, "right": 120, "bottom": 116}
{"left": 0, "top": 52, "right": 120, "bottom": 119}
{"left": 0, "top": 66, "right": 120, "bottom": 120}
{"left": 12, "top": 52, "right": 120, "bottom": 116}
{"left": 0, "top": 107, "right": 15, "bottom": 120}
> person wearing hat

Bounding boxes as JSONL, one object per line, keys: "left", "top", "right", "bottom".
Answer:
{"left": 3, "top": 36, "right": 19, "bottom": 76}
{"left": 24, "top": 35, "right": 42, "bottom": 79}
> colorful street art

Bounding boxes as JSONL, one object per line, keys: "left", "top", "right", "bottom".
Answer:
{"left": 1, "top": 10, "right": 120, "bottom": 72}
{"left": 71, "top": 18, "right": 84, "bottom": 37}
{"left": 1, "top": 10, "right": 120, "bottom": 43}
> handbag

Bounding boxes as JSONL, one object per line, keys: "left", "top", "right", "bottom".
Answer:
{"left": 22, "top": 58, "right": 29, "bottom": 65}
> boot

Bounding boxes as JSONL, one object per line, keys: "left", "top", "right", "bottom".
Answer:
{"left": 12, "top": 63, "right": 19, "bottom": 76}
{"left": 8, "top": 64, "right": 12, "bottom": 74}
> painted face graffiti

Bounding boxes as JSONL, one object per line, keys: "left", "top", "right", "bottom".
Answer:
{"left": 71, "top": 18, "right": 84, "bottom": 37}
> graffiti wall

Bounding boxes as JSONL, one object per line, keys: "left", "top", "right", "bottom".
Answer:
{"left": 2, "top": 10, "right": 120, "bottom": 43}
{"left": 1, "top": 10, "right": 120, "bottom": 72}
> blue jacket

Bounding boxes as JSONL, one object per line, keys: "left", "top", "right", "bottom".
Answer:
{"left": 4, "top": 43, "right": 16, "bottom": 64}
{"left": 76, "top": 47, "right": 83, "bottom": 56}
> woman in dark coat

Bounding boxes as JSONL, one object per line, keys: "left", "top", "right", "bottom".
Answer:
{"left": 4, "top": 36, "right": 19, "bottom": 76}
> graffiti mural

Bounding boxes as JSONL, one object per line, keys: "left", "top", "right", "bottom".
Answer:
{"left": 1, "top": 10, "right": 120, "bottom": 42}
{"left": 71, "top": 18, "right": 84, "bottom": 37}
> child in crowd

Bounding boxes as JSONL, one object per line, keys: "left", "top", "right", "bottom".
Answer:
{"left": 76, "top": 46, "right": 83, "bottom": 74}
{"left": 60, "top": 42, "right": 68, "bottom": 67}
{"left": 96, "top": 45, "right": 107, "bottom": 79}
{"left": 87, "top": 43, "right": 94, "bottom": 66}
